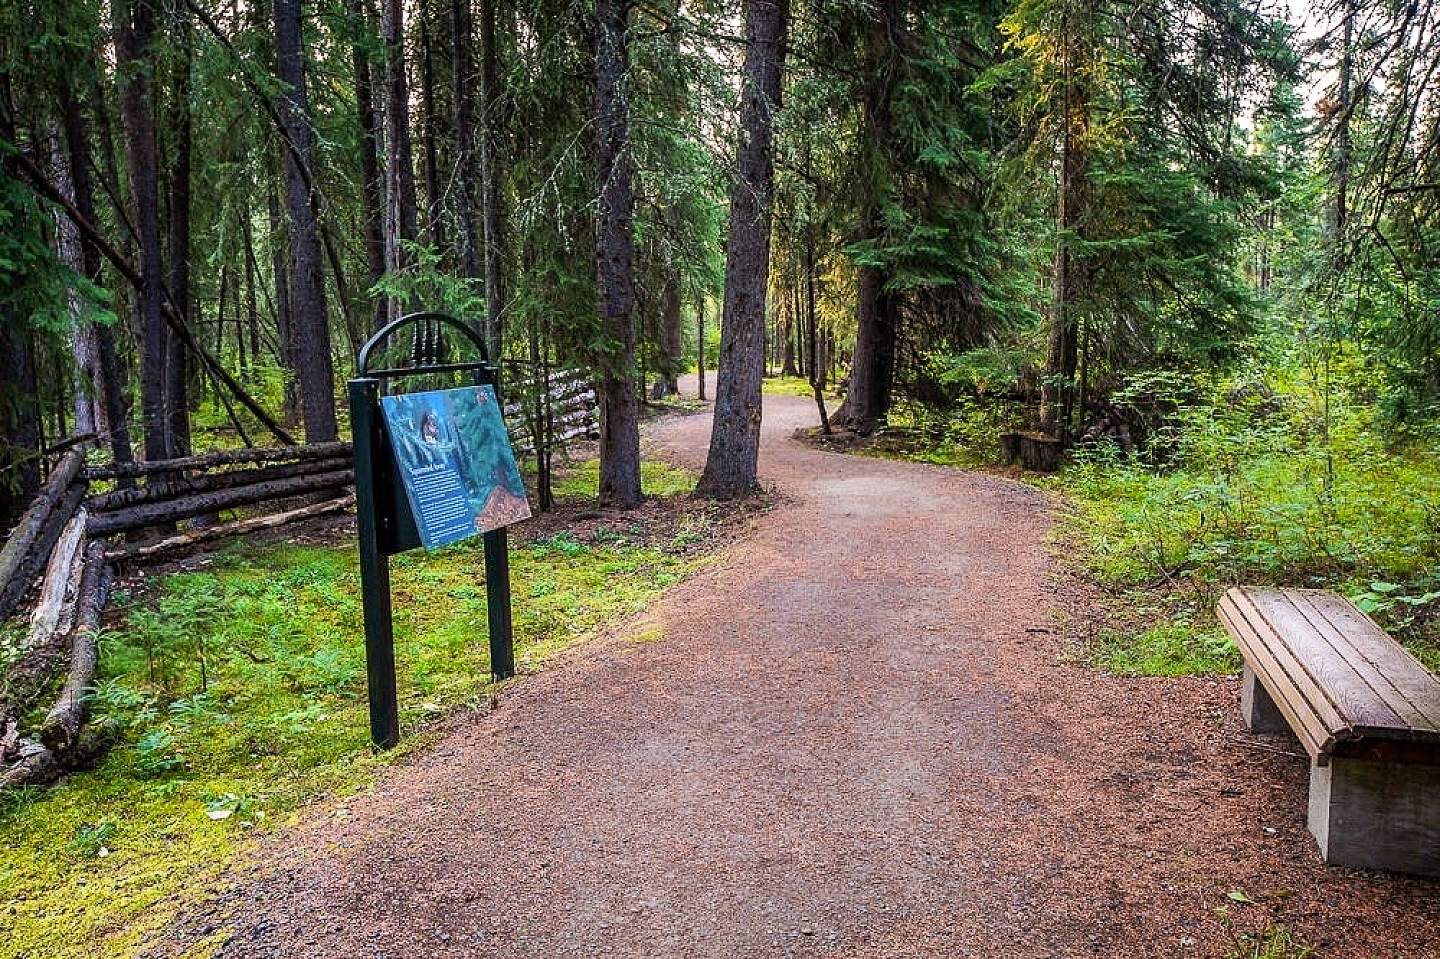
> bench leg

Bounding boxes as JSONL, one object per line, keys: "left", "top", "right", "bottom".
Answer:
{"left": 1240, "top": 664, "right": 1289, "bottom": 735}
{"left": 1307, "top": 757, "right": 1440, "bottom": 877}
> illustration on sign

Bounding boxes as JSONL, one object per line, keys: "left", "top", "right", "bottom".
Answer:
{"left": 380, "top": 385, "right": 531, "bottom": 549}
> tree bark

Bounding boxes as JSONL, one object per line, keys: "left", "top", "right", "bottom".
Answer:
{"left": 781, "top": 293, "right": 797, "bottom": 376}
{"left": 86, "top": 440, "right": 350, "bottom": 480}
{"left": 165, "top": 16, "right": 194, "bottom": 458}
{"left": 353, "top": 24, "right": 389, "bottom": 335}
{"left": 381, "top": 0, "right": 420, "bottom": 321}
{"left": 654, "top": 264, "right": 682, "bottom": 397}
{"left": 0, "top": 448, "right": 87, "bottom": 621}
{"left": 419, "top": 6, "right": 447, "bottom": 251}
{"left": 831, "top": 2, "right": 898, "bottom": 436}
{"left": 48, "top": 125, "right": 99, "bottom": 437}
{"left": 1039, "top": 7, "right": 1090, "bottom": 445}
{"left": 24, "top": 509, "right": 87, "bottom": 653}
{"left": 697, "top": 296, "right": 706, "bottom": 401}
{"left": 451, "top": 0, "right": 481, "bottom": 286}
{"left": 0, "top": 484, "right": 86, "bottom": 624}
{"left": 60, "top": 88, "right": 134, "bottom": 473}
{"left": 88, "top": 468, "right": 353, "bottom": 536}
{"left": 593, "top": 0, "right": 642, "bottom": 508}
{"left": 86, "top": 455, "right": 351, "bottom": 511}
{"left": 114, "top": 0, "right": 171, "bottom": 467}
{"left": 40, "top": 541, "right": 113, "bottom": 754}
{"left": 478, "top": 0, "right": 507, "bottom": 354}
{"left": 274, "top": 0, "right": 339, "bottom": 443}
{"left": 266, "top": 178, "right": 297, "bottom": 418}
{"left": 697, "top": 0, "right": 789, "bottom": 500}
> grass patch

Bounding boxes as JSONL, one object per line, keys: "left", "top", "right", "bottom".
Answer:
{"left": 0, "top": 463, "right": 708, "bottom": 959}
{"left": 762, "top": 375, "right": 835, "bottom": 399}
{"left": 1091, "top": 621, "right": 1240, "bottom": 676}
{"left": 551, "top": 457, "right": 698, "bottom": 499}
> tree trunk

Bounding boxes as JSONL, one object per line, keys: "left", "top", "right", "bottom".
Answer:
{"left": 450, "top": 0, "right": 482, "bottom": 287}
{"left": 478, "top": 0, "right": 506, "bottom": 354}
{"left": 697, "top": 296, "right": 706, "bottom": 401}
{"left": 48, "top": 126, "right": 99, "bottom": 437}
{"left": 781, "top": 291, "right": 797, "bottom": 376}
{"left": 381, "top": 0, "right": 420, "bottom": 321}
{"left": 831, "top": 3, "right": 898, "bottom": 436}
{"left": 419, "top": 7, "right": 447, "bottom": 250}
{"left": 696, "top": 0, "right": 788, "bottom": 499}
{"left": 59, "top": 89, "right": 132, "bottom": 473}
{"left": 242, "top": 212, "right": 263, "bottom": 366}
{"left": 274, "top": 0, "right": 338, "bottom": 443}
{"left": 654, "top": 264, "right": 682, "bottom": 397}
{"left": 593, "top": 0, "right": 642, "bottom": 508}
{"left": 352, "top": 6, "right": 388, "bottom": 334}
{"left": 165, "top": 17, "right": 194, "bottom": 458}
{"left": 114, "top": 0, "right": 170, "bottom": 467}
{"left": 1039, "top": 8, "right": 1090, "bottom": 445}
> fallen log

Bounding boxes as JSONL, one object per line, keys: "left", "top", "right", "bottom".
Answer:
{"left": 85, "top": 456, "right": 352, "bottom": 513}
{"left": 0, "top": 483, "right": 87, "bottom": 622}
{"left": 0, "top": 448, "right": 88, "bottom": 615}
{"left": 87, "top": 468, "right": 354, "bottom": 537}
{"left": 106, "top": 492, "right": 355, "bottom": 563}
{"left": 25, "top": 508, "right": 87, "bottom": 650}
{"left": 0, "top": 740, "right": 60, "bottom": 789}
{"left": 0, "top": 629, "right": 71, "bottom": 752}
{"left": 84, "top": 441, "right": 351, "bottom": 481}
{"left": 41, "top": 542, "right": 113, "bottom": 754}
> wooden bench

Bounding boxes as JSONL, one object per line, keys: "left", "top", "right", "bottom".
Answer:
{"left": 1217, "top": 586, "right": 1440, "bottom": 876}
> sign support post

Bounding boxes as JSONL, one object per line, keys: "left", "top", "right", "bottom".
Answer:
{"left": 349, "top": 313, "right": 522, "bottom": 749}
{"left": 350, "top": 374, "right": 401, "bottom": 749}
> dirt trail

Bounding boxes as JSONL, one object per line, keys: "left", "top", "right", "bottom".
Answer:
{"left": 161, "top": 383, "right": 1439, "bottom": 958}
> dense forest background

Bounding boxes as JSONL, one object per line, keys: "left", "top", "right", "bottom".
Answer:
{"left": 1, "top": 0, "right": 1438, "bottom": 649}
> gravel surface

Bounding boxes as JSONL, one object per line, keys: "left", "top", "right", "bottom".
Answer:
{"left": 153, "top": 381, "right": 1440, "bottom": 958}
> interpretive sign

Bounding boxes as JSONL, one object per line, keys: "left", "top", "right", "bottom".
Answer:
{"left": 380, "top": 386, "right": 531, "bottom": 549}
{"left": 351, "top": 312, "right": 521, "bottom": 749}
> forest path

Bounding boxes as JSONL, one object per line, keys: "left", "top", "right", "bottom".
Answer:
{"left": 167, "top": 380, "right": 1439, "bottom": 958}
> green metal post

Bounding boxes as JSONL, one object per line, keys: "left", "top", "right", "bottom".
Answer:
{"left": 350, "top": 377, "right": 400, "bottom": 749}
{"left": 483, "top": 530, "right": 515, "bottom": 679}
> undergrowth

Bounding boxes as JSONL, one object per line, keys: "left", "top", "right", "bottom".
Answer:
{"left": 0, "top": 460, "right": 708, "bottom": 959}
{"left": 1060, "top": 372, "right": 1440, "bottom": 674}
{"left": 815, "top": 360, "right": 1440, "bottom": 676}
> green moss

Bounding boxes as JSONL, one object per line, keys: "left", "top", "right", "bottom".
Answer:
{"left": 0, "top": 478, "right": 702, "bottom": 957}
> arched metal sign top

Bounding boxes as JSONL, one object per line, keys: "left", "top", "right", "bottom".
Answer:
{"left": 357, "top": 312, "right": 492, "bottom": 380}
{"left": 349, "top": 312, "right": 515, "bottom": 750}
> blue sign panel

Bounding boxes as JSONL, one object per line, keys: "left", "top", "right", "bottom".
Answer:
{"left": 379, "top": 385, "right": 531, "bottom": 549}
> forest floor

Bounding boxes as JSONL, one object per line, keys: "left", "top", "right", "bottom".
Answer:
{"left": 147, "top": 379, "right": 1440, "bottom": 959}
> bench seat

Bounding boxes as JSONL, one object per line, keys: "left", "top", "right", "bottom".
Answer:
{"left": 1218, "top": 586, "right": 1440, "bottom": 876}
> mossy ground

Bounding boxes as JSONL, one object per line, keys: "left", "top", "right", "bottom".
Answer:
{"left": 761, "top": 374, "right": 840, "bottom": 401}
{"left": 0, "top": 458, "right": 716, "bottom": 959}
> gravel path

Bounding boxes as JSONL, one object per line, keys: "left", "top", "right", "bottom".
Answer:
{"left": 163, "top": 383, "right": 1439, "bottom": 958}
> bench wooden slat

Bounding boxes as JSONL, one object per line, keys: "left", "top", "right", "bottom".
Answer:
{"left": 1297, "top": 590, "right": 1440, "bottom": 734}
{"left": 1218, "top": 592, "right": 1333, "bottom": 759}
{"left": 1244, "top": 588, "right": 1408, "bottom": 733}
